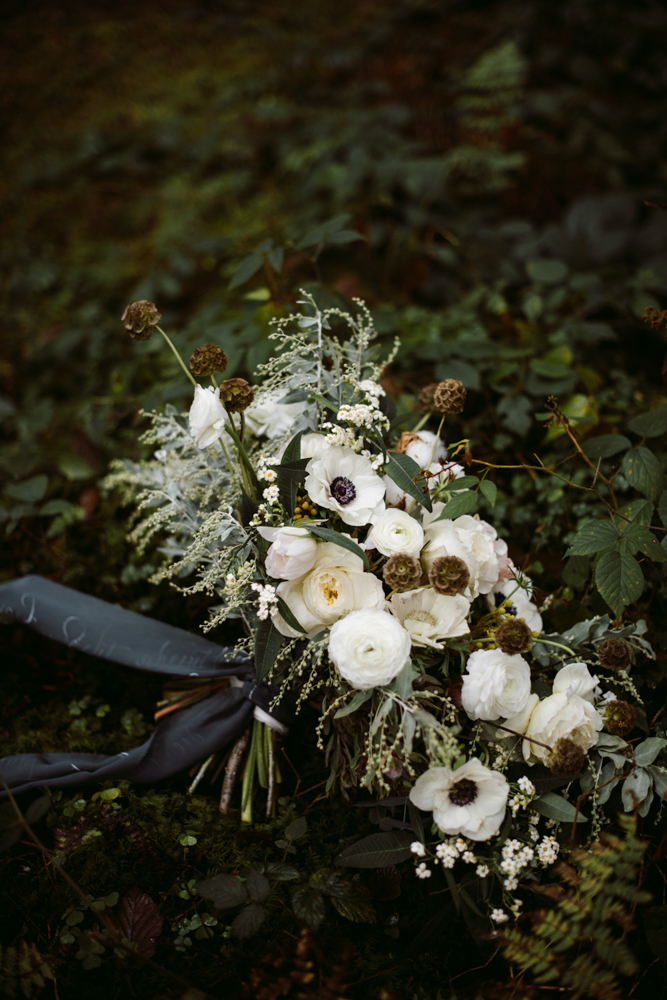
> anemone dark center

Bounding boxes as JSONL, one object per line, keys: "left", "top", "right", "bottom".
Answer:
{"left": 448, "top": 778, "right": 478, "bottom": 807}
{"left": 330, "top": 476, "right": 356, "bottom": 506}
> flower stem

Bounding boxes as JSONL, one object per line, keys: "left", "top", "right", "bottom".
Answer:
{"left": 156, "top": 326, "right": 196, "bottom": 386}
{"left": 534, "top": 637, "right": 577, "bottom": 656}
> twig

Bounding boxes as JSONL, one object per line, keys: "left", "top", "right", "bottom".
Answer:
{"left": 188, "top": 754, "right": 215, "bottom": 794}
{"left": 493, "top": 722, "right": 552, "bottom": 752}
{"left": 220, "top": 729, "right": 250, "bottom": 814}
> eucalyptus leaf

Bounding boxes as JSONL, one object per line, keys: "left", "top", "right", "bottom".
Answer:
{"left": 633, "top": 737, "right": 667, "bottom": 767}
{"left": 621, "top": 768, "right": 651, "bottom": 811}
{"left": 334, "top": 688, "right": 372, "bottom": 719}
{"left": 532, "top": 791, "right": 588, "bottom": 824}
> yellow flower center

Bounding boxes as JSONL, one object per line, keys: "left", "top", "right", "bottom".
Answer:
{"left": 404, "top": 609, "right": 437, "bottom": 627}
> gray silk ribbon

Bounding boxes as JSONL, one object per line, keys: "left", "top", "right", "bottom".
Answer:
{"left": 0, "top": 576, "right": 292, "bottom": 795}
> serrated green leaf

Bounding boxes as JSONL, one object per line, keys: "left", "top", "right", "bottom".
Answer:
{"left": 622, "top": 446, "right": 664, "bottom": 500}
{"left": 628, "top": 403, "right": 667, "bottom": 438}
{"left": 533, "top": 791, "right": 587, "bottom": 823}
{"left": 614, "top": 499, "right": 655, "bottom": 527}
{"left": 618, "top": 523, "right": 667, "bottom": 562}
{"left": 384, "top": 452, "right": 432, "bottom": 512}
{"left": 195, "top": 874, "right": 248, "bottom": 909}
{"left": 566, "top": 519, "right": 619, "bottom": 556}
{"left": 253, "top": 618, "right": 284, "bottom": 683}
{"left": 330, "top": 891, "right": 377, "bottom": 923}
{"left": 595, "top": 550, "right": 644, "bottom": 617}
{"left": 245, "top": 869, "right": 271, "bottom": 903}
{"left": 479, "top": 479, "right": 497, "bottom": 506}
{"left": 232, "top": 902, "right": 265, "bottom": 938}
{"left": 658, "top": 491, "right": 667, "bottom": 528}
{"left": 583, "top": 434, "right": 631, "bottom": 460}
{"left": 229, "top": 254, "right": 263, "bottom": 289}
{"left": 306, "top": 524, "right": 370, "bottom": 569}
{"left": 529, "top": 359, "right": 572, "bottom": 379}
{"left": 434, "top": 490, "right": 478, "bottom": 521}
{"left": 334, "top": 831, "right": 414, "bottom": 868}
{"left": 285, "top": 816, "right": 308, "bottom": 841}
{"left": 262, "top": 863, "right": 300, "bottom": 881}
{"left": 5, "top": 475, "right": 49, "bottom": 502}
{"left": 290, "top": 885, "right": 326, "bottom": 930}
{"left": 526, "top": 259, "right": 569, "bottom": 283}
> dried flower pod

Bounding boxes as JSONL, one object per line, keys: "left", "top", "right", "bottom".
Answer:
{"left": 428, "top": 555, "right": 470, "bottom": 596}
{"left": 495, "top": 617, "right": 533, "bottom": 656}
{"left": 417, "top": 383, "right": 439, "bottom": 411}
{"left": 606, "top": 700, "right": 636, "bottom": 738}
{"left": 598, "top": 638, "right": 631, "bottom": 672}
{"left": 189, "top": 344, "right": 228, "bottom": 376}
{"left": 220, "top": 378, "right": 255, "bottom": 413}
{"left": 121, "top": 300, "right": 161, "bottom": 340}
{"left": 383, "top": 553, "right": 422, "bottom": 592}
{"left": 433, "top": 379, "right": 467, "bottom": 416}
{"left": 547, "top": 737, "right": 586, "bottom": 778}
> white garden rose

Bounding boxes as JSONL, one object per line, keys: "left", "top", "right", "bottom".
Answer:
{"left": 421, "top": 513, "right": 499, "bottom": 599}
{"left": 404, "top": 430, "right": 448, "bottom": 469}
{"left": 389, "top": 588, "right": 470, "bottom": 649}
{"left": 244, "top": 391, "right": 303, "bottom": 439}
{"left": 489, "top": 577, "right": 543, "bottom": 633}
{"left": 328, "top": 608, "right": 411, "bottom": 689}
{"left": 257, "top": 526, "right": 319, "bottom": 580}
{"left": 410, "top": 758, "right": 509, "bottom": 841}
{"left": 273, "top": 541, "right": 384, "bottom": 638}
{"left": 461, "top": 648, "right": 532, "bottom": 721}
{"left": 305, "top": 446, "right": 385, "bottom": 526}
{"left": 188, "top": 385, "right": 227, "bottom": 449}
{"left": 522, "top": 691, "right": 604, "bottom": 764}
{"left": 364, "top": 508, "right": 424, "bottom": 558}
{"left": 552, "top": 662, "right": 599, "bottom": 703}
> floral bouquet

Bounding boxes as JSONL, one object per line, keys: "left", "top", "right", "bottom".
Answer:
{"left": 107, "top": 292, "right": 664, "bottom": 930}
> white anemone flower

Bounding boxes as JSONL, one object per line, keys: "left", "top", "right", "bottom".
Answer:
{"left": 328, "top": 607, "right": 411, "bottom": 689}
{"left": 305, "top": 446, "right": 385, "bottom": 526}
{"left": 410, "top": 758, "right": 509, "bottom": 841}
{"left": 389, "top": 588, "right": 470, "bottom": 649}
{"left": 489, "top": 577, "right": 543, "bottom": 633}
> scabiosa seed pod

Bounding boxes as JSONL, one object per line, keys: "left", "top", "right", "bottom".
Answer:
{"left": 547, "top": 737, "right": 586, "bottom": 778}
{"left": 383, "top": 552, "right": 422, "bottom": 592}
{"left": 495, "top": 617, "right": 533, "bottom": 656}
{"left": 433, "top": 379, "right": 467, "bottom": 416}
{"left": 606, "top": 700, "right": 636, "bottom": 738}
{"left": 189, "top": 344, "right": 228, "bottom": 376}
{"left": 428, "top": 555, "right": 470, "bottom": 596}
{"left": 598, "top": 638, "right": 631, "bottom": 672}
{"left": 417, "top": 383, "right": 439, "bottom": 411}
{"left": 220, "top": 378, "right": 255, "bottom": 413}
{"left": 121, "top": 300, "right": 161, "bottom": 340}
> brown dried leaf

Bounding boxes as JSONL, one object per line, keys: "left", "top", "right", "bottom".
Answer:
{"left": 115, "top": 888, "right": 163, "bottom": 958}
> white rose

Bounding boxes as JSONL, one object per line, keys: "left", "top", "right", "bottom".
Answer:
{"left": 188, "top": 385, "right": 227, "bottom": 449}
{"left": 328, "top": 608, "right": 411, "bottom": 689}
{"left": 257, "top": 526, "right": 319, "bottom": 581}
{"left": 410, "top": 758, "right": 509, "bottom": 841}
{"left": 245, "top": 391, "right": 303, "bottom": 439}
{"left": 305, "top": 446, "right": 385, "bottom": 527}
{"left": 552, "top": 662, "right": 598, "bottom": 703}
{"left": 276, "top": 432, "right": 331, "bottom": 462}
{"left": 461, "top": 648, "right": 532, "bottom": 721}
{"left": 488, "top": 577, "right": 543, "bottom": 633}
{"left": 498, "top": 692, "right": 539, "bottom": 739}
{"left": 421, "top": 513, "right": 499, "bottom": 599}
{"left": 389, "top": 588, "right": 470, "bottom": 649}
{"left": 364, "top": 508, "right": 424, "bottom": 558}
{"left": 404, "top": 431, "right": 448, "bottom": 469}
{"left": 523, "top": 692, "right": 604, "bottom": 764}
{"left": 273, "top": 541, "right": 384, "bottom": 638}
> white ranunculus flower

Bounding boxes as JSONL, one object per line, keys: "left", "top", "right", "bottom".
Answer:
{"left": 420, "top": 513, "right": 499, "bottom": 599}
{"left": 244, "top": 391, "right": 303, "bottom": 439}
{"left": 257, "top": 526, "right": 319, "bottom": 581}
{"left": 552, "top": 662, "right": 599, "bottom": 703}
{"left": 305, "top": 446, "right": 385, "bottom": 526}
{"left": 522, "top": 692, "right": 604, "bottom": 764}
{"left": 404, "top": 430, "right": 448, "bottom": 469}
{"left": 328, "top": 608, "right": 411, "bottom": 689}
{"left": 188, "top": 385, "right": 227, "bottom": 449}
{"left": 489, "top": 577, "right": 543, "bottom": 633}
{"left": 498, "top": 692, "right": 539, "bottom": 739}
{"left": 273, "top": 541, "right": 384, "bottom": 638}
{"left": 300, "top": 432, "right": 331, "bottom": 460}
{"left": 389, "top": 588, "right": 470, "bottom": 649}
{"left": 410, "top": 758, "right": 509, "bottom": 841}
{"left": 364, "top": 508, "right": 424, "bottom": 558}
{"left": 382, "top": 475, "right": 407, "bottom": 508}
{"left": 461, "top": 648, "right": 532, "bottom": 721}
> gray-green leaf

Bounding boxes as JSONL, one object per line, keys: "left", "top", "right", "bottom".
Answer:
{"left": 532, "top": 791, "right": 588, "bottom": 824}
{"left": 633, "top": 737, "right": 667, "bottom": 767}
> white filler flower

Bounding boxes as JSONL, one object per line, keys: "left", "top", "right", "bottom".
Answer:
{"left": 421, "top": 513, "right": 499, "bottom": 598}
{"left": 328, "top": 607, "right": 411, "bottom": 689}
{"left": 410, "top": 758, "right": 509, "bottom": 841}
{"left": 389, "top": 588, "right": 469, "bottom": 649}
{"left": 364, "top": 508, "right": 424, "bottom": 558}
{"left": 188, "top": 385, "right": 227, "bottom": 449}
{"left": 305, "top": 446, "right": 385, "bottom": 526}
{"left": 257, "top": 526, "right": 319, "bottom": 580}
{"left": 273, "top": 541, "right": 384, "bottom": 638}
{"left": 461, "top": 648, "right": 532, "bottom": 721}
